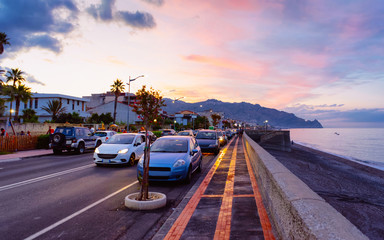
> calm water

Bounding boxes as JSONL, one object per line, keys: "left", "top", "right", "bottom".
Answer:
{"left": 289, "top": 128, "right": 384, "bottom": 171}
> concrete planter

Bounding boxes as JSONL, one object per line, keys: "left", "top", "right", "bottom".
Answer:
{"left": 125, "top": 192, "right": 167, "bottom": 210}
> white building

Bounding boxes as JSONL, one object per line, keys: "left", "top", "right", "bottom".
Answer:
{"left": 87, "top": 100, "right": 142, "bottom": 125}
{"left": 2, "top": 93, "right": 90, "bottom": 122}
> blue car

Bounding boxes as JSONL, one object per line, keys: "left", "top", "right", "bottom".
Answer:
{"left": 195, "top": 130, "right": 220, "bottom": 154}
{"left": 137, "top": 136, "right": 202, "bottom": 183}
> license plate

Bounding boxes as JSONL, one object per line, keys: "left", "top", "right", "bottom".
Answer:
{"left": 66, "top": 140, "right": 72, "bottom": 144}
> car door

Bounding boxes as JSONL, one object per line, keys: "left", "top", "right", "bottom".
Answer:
{"left": 133, "top": 135, "right": 145, "bottom": 159}
{"left": 189, "top": 138, "right": 199, "bottom": 171}
{"left": 83, "top": 128, "right": 95, "bottom": 148}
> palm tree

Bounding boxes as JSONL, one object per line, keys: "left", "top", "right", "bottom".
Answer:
{"left": 0, "top": 32, "right": 10, "bottom": 54}
{"left": 13, "top": 84, "right": 32, "bottom": 122}
{"left": 41, "top": 100, "right": 66, "bottom": 122}
{"left": 6, "top": 68, "right": 25, "bottom": 87}
{"left": 5, "top": 68, "right": 26, "bottom": 120}
{"left": 110, "top": 79, "right": 125, "bottom": 123}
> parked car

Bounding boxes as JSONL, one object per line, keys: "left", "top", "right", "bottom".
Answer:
{"left": 138, "top": 130, "right": 157, "bottom": 142}
{"left": 195, "top": 130, "right": 220, "bottom": 154}
{"left": 95, "top": 130, "right": 117, "bottom": 143}
{"left": 217, "top": 130, "right": 228, "bottom": 146}
{"left": 50, "top": 126, "right": 102, "bottom": 155}
{"left": 137, "top": 136, "right": 202, "bottom": 183}
{"left": 93, "top": 133, "right": 145, "bottom": 166}
{"left": 225, "top": 129, "right": 234, "bottom": 139}
{"left": 161, "top": 129, "right": 176, "bottom": 136}
{"left": 177, "top": 130, "right": 194, "bottom": 137}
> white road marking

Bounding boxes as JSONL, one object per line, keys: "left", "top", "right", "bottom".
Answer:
{"left": 25, "top": 181, "right": 139, "bottom": 240}
{"left": 0, "top": 164, "right": 94, "bottom": 192}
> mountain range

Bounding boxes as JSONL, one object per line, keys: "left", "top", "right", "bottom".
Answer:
{"left": 162, "top": 98, "right": 323, "bottom": 128}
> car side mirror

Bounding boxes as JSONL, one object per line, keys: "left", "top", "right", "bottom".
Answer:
{"left": 191, "top": 149, "right": 198, "bottom": 155}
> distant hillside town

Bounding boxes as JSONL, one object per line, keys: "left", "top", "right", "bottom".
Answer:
{"left": 1, "top": 91, "right": 322, "bottom": 129}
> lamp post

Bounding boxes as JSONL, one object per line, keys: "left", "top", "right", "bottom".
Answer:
{"left": 264, "top": 120, "right": 268, "bottom": 133}
{"left": 126, "top": 75, "right": 144, "bottom": 131}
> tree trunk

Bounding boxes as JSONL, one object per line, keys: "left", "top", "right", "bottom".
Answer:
{"left": 139, "top": 128, "right": 151, "bottom": 200}
{"left": 113, "top": 96, "right": 117, "bottom": 123}
{"left": 15, "top": 98, "right": 20, "bottom": 123}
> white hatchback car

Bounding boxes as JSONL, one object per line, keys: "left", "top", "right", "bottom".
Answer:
{"left": 94, "top": 133, "right": 145, "bottom": 166}
{"left": 94, "top": 130, "right": 116, "bottom": 143}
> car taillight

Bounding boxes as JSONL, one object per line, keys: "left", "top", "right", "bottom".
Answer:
{"left": 72, "top": 139, "right": 77, "bottom": 143}
{"left": 106, "top": 137, "right": 108, "bottom": 140}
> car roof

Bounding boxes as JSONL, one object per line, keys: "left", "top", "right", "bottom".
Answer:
{"left": 115, "top": 133, "right": 143, "bottom": 136}
{"left": 197, "top": 130, "right": 216, "bottom": 133}
{"left": 159, "top": 136, "right": 192, "bottom": 140}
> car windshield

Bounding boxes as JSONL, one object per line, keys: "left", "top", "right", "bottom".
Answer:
{"left": 106, "top": 135, "right": 135, "bottom": 144}
{"left": 196, "top": 132, "right": 216, "bottom": 140}
{"left": 95, "top": 132, "right": 107, "bottom": 137}
{"left": 178, "top": 132, "right": 190, "bottom": 136}
{"left": 55, "top": 128, "right": 73, "bottom": 136}
{"left": 151, "top": 139, "right": 188, "bottom": 153}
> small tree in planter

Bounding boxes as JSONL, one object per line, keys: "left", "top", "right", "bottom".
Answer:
{"left": 131, "top": 85, "right": 166, "bottom": 200}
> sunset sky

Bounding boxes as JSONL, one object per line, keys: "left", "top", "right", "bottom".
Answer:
{"left": 1, "top": 0, "right": 384, "bottom": 127}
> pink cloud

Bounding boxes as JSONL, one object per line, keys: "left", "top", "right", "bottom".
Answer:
{"left": 183, "top": 54, "right": 269, "bottom": 79}
{"left": 291, "top": 52, "right": 328, "bottom": 69}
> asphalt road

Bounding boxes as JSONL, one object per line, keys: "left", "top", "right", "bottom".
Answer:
{"left": 0, "top": 151, "right": 216, "bottom": 240}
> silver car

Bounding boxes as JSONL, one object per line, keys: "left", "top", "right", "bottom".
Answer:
{"left": 94, "top": 133, "right": 145, "bottom": 166}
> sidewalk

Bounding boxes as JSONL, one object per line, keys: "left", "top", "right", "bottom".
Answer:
{"left": 0, "top": 149, "right": 52, "bottom": 162}
{"left": 153, "top": 136, "right": 275, "bottom": 240}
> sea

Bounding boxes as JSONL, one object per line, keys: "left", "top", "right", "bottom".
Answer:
{"left": 288, "top": 128, "right": 384, "bottom": 171}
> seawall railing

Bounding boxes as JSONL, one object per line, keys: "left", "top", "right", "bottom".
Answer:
{"left": 243, "top": 132, "right": 368, "bottom": 239}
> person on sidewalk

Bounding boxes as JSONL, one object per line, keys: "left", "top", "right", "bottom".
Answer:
{"left": 46, "top": 126, "right": 54, "bottom": 135}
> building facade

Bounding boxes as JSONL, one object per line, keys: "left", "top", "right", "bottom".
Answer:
{"left": 2, "top": 93, "right": 89, "bottom": 123}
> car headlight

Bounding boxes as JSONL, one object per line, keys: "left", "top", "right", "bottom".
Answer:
{"left": 118, "top": 148, "right": 129, "bottom": 154}
{"left": 95, "top": 148, "right": 99, "bottom": 153}
{"left": 138, "top": 156, "right": 144, "bottom": 168}
{"left": 173, "top": 159, "right": 186, "bottom": 168}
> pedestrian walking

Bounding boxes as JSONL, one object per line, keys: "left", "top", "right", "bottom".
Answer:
{"left": 46, "top": 126, "right": 54, "bottom": 135}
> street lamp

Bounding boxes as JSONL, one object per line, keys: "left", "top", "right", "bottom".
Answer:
{"left": 126, "top": 75, "right": 144, "bottom": 131}
{"left": 264, "top": 120, "right": 268, "bottom": 132}
{"left": 174, "top": 120, "right": 177, "bottom": 131}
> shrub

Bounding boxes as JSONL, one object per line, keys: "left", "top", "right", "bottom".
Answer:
{"left": 152, "top": 131, "right": 162, "bottom": 138}
{"left": 36, "top": 134, "right": 50, "bottom": 149}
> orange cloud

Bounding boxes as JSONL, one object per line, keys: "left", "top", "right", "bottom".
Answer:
{"left": 183, "top": 54, "right": 268, "bottom": 78}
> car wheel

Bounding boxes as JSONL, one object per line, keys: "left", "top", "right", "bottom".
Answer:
{"left": 128, "top": 153, "right": 135, "bottom": 166}
{"left": 96, "top": 141, "right": 102, "bottom": 147}
{"left": 214, "top": 147, "right": 219, "bottom": 155}
{"left": 52, "top": 133, "right": 65, "bottom": 145}
{"left": 184, "top": 165, "right": 192, "bottom": 184}
{"left": 53, "top": 149, "right": 62, "bottom": 155}
{"left": 76, "top": 142, "right": 85, "bottom": 154}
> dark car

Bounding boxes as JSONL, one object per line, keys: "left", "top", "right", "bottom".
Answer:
{"left": 217, "top": 130, "right": 228, "bottom": 146}
{"left": 49, "top": 126, "right": 102, "bottom": 154}
{"left": 195, "top": 130, "right": 220, "bottom": 154}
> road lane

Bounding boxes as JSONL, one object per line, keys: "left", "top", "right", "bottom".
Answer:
{"left": 0, "top": 152, "right": 217, "bottom": 240}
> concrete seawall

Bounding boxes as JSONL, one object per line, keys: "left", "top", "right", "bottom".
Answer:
{"left": 243, "top": 132, "right": 368, "bottom": 239}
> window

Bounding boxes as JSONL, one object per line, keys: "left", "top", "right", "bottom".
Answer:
{"left": 24, "top": 102, "right": 27, "bottom": 109}
{"left": 34, "top": 98, "right": 38, "bottom": 108}
{"left": 77, "top": 100, "right": 79, "bottom": 106}
{"left": 67, "top": 99, "right": 70, "bottom": 104}
{"left": 29, "top": 99, "right": 33, "bottom": 108}
{"left": 82, "top": 102, "right": 84, "bottom": 111}
{"left": 72, "top": 100, "right": 75, "bottom": 110}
